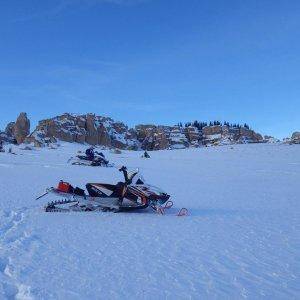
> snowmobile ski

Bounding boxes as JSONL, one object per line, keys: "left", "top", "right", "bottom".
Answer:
{"left": 153, "top": 200, "right": 188, "bottom": 216}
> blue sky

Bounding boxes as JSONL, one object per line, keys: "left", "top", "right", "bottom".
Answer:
{"left": 0, "top": 0, "right": 299, "bottom": 138}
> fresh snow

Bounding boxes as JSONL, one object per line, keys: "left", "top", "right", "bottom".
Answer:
{"left": 0, "top": 143, "right": 299, "bottom": 299}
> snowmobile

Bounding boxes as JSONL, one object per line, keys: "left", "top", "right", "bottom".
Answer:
{"left": 36, "top": 166, "right": 187, "bottom": 215}
{"left": 141, "top": 151, "right": 151, "bottom": 159}
{"left": 68, "top": 153, "right": 113, "bottom": 167}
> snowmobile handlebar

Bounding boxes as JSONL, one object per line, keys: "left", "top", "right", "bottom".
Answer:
{"left": 119, "top": 166, "right": 139, "bottom": 186}
{"left": 119, "top": 166, "right": 130, "bottom": 185}
{"left": 94, "top": 151, "right": 104, "bottom": 157}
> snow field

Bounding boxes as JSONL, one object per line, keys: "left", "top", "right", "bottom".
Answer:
{"left": 0, "top": 143, "right": 299, "bottom": 299}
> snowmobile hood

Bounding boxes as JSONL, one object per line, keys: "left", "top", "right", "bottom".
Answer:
{"left": 128, "top": 184, "right": 170, "bottom": 204}
{"left": 133, "top": 183, "right": 168, "bottom": 196}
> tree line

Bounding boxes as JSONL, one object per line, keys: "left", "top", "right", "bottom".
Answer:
{"left": 176, "top": 121, "right": 251, "bottom": 130}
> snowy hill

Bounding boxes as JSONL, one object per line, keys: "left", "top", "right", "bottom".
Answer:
{"left": 0, "top": 143, "right": 299, "bottom": 299}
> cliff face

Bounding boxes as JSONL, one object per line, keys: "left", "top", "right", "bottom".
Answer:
{"left": 13, "top": 112, "right": 30, "bottom": 144}
{"left": 1, "top": 112, "right": 266, "bottom": 149}
{"left": 25, "top": 113, "right": 138, "bottom": 149}
{"left": 0, "top": 113, "right": 30, "bottom": 145}
{"left": 290, "top": 132, "right": 300, "bottom": 144}
{"left": 202, "top": 125, "right": 263, "bottom": 146}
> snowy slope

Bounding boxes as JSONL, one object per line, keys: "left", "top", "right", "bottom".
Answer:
{"left": 0, "top": 144, "right": 299, "bottom": 299}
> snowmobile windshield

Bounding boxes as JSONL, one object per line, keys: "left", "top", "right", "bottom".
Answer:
{"left": 127, "top": 169, "right": 139, "bottom": 183}
{"left": 134, "top": 176, "right": 167, "bottom": 195}
{"left": 134, "top": 175, "right": 145, "bottom": 185}
{"left": 136, "top": 178, "right": 144, "bottom": 185}
{"left": 143, "top": 183, "right": 167, "bottom": 195}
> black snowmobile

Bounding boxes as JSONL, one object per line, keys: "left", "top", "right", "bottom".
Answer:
{"left": 68, "top": 150, "right": 112, "bottom": 167}
{"left": 36, "top": 166, "right": 188, "bottom": 215}
{"left": 141, "top": 151, "right": 151, "bottom": 158}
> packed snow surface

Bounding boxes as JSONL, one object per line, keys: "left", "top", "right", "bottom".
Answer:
{"left": 0, "top": 143, "right": 299, "bottom": 299}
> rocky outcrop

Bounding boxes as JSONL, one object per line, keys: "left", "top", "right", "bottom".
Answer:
{"left": 263, "top": 136, "right": 280, "bottom": 144}
{"left": 184, "top": 126, "right": 201, "bottom": 147}
{"left": 85, "top": 114, "right": 98, "bottom": 145}
{"left": 26, "top": 113, "right": 137, "bottom": 149}
{"left": 202, "top": 126, "right": 224, "bottom": 145}
{"left": 291, "top": 132, "right": 300, "bottom": 144}
{"left": 0, "top": 122, "right": 16, "bottom": 144}
{"left": 135, "top": 125, "right": 170, "bottom": 150}
{"left": 5, "top": 122, "right": 15, "bottom": 137}
{"left": 0, "top": 131, "right": 14, "bottom": 144}
{"left": 1, "top": 112, "right": 266, "bottom": 150}
{"left": 169, "top": 126, "right": 189, "bottom": 149}
{"left": 202, "top": 125, "right": 263, "bottom": 146}
{"left": 237, "top": 127, "right": 263, "bottom": 143}
{"left": 202, "top": 125, "right": 223, "bottom": 136}
{"left": 13, "top": 113, "right": 30, "bottom": 144}
{"left": 0, "top": 113, "right": 30, "bottom": 145}
{"left": 135, "top": 125, "right": 190, "bottom": 150}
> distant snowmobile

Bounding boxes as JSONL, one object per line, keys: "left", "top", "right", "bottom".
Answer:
{"left": 36, "top": 166, "right": 187, "bottom": 216}
{"left": 141, "top": 151, "right": 150, "bottom": 158}
{"left": 68, "top": 149, "right": 112, "bottom": 167}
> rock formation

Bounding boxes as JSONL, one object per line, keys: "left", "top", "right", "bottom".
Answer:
{"left": 1, "top": 112, "right": 267, "bottom": 150}
{"left": 0, "top": 113, "right": 30, "bottom": 145}
{"left": 13, "top": 113, "right": 30, "bottom": 144}
{"left": 25, "top": 113, "right": 137, "bottom": 149}
{"left": 202, "top": 125, "right": 263, "bottom": 145}
{"left": 184, "top": 126, "right": 201, "bottom": 147}
{"left": 5, "top": 122, "right": 15, "bottom": 137}
{"left": 291, "top": 132, "right": 300, "bottom": 144}
{"left": 135, "top": 125, "right": 170, "bottom": 150}
{"left": 263, "top": 136, "right": 280, "bottom": 143}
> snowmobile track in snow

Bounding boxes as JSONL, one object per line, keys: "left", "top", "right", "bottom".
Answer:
{"left": 0, "top": 209, "right": 36, "bottom": 299}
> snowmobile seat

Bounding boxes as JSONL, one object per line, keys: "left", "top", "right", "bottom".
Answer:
{"left": 74, "top": 187, "right": 85, "bottom": 196}
{"left": 110, "top": 182, "right": 127, "bottom": 199}
{"left": 77, "top": 155, "right": 91, "bottom": 161}
{"left": 85, "top": 182, "right": 126, "bottom": 199}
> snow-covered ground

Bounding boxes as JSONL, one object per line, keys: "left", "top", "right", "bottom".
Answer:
{"left": 0, "top": 143, "right": 299, "bottom": 299}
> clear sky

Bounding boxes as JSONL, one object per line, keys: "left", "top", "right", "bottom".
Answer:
{"left": 0, "top": 0, "right": 299, "bottom": 138}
